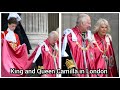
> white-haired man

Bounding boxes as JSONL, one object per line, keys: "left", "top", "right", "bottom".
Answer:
{"left": 33, "top": 31, "right": 59, "bottom": 77}
{"left": 62, "top": 14, "right": 96, "bottom": 77}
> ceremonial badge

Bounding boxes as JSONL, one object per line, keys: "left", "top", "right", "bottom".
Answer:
{"left": 90, "top": 52, "right": 94, "bottom": 60}
{"left": 102, "top": 54, "right": 109, "bottom": 65}
{"left": 109, "top": 56, "right": 114, "bottom": 67}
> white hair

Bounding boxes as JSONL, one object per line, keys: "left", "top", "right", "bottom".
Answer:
{"left": 49, "top": 31, "right": 59, "bottom": 38}
{"left": 94, "top": 18, "right": 111, "bottom": 32}
{"left": 76, "top": 13, "right": 90, "bottom": 25}
{"left": 56, "top": 27, "right": 59, "bottom": 33}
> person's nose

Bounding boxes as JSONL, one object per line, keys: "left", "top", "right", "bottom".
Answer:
{"left": 89, "top": 24, "right": 91, "bottom": 27}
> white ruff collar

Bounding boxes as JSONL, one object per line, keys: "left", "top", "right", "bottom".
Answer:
{"left": 5, "top": 28, "right": 17, "bottom": 43}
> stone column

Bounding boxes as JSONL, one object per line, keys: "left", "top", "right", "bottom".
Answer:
{"left": 21, "top": 13, "right": 48, "bottom": 34}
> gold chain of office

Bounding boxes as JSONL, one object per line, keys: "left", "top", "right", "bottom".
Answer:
{"left": 76, "top": 41, "right": 90, "bottom": 51}
{"left": 95, "top": 42, "right": 109, "bottom": 55}
{"left": 48, "top": 51, "right": 57, "bottom": 58}
{"left": 76, "top": 40, "right": 109, "bottom": 53}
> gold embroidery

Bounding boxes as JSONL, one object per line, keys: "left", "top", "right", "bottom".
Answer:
{"left": 65, "top": 59, "right": 75, "bottom": 69}
{"left": 76, "top": 41, "right": 90, "bottom": 51}
{"left": 95, "top": 41, "right": 109, "bottom": 55}
{"left": 93, "top": 35, "right": 110, "bottom": 55}
{"left": 48, "top": 51, "right": 57, "bottom": 58}
{"left": 48, "top": 46, "right": 59, "bottom": 59}
{"left": 38, "top": 66, "right": 44, "bottom": 69}
{"left": 9, "top": 42, "right": 17, "bottom": 50}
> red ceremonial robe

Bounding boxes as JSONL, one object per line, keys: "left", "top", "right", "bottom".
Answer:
{"left": 1, "top": 30, "right": 36, "bottom": 77}
{"left": 35, "top": 38, "right": 59, "bottom": 77}
{"left": 62, "top": 26, "right": 96, "bottom": 77}
{"left": 93, "top": 32, "right": 118, "bottom": 77}
{"left": 1, "top": 30, "right": 20, "bottom": 47}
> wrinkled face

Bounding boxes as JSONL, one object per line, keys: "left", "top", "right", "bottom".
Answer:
{"left": 8, "top": 23, "right": 17, "bottom": 31}
{"left": 49, "top": 36, "right": 58, "bottom": 46}
{"left": 98, "top": 24, "right": 108, "bottom": 36}
{"left": 81, "top": 17, "right": 91, "bottom": 32}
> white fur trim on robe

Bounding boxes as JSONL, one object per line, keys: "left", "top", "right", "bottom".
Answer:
{"left": 33, "top": 42, "right": 49, "bottom": 63}
{"left": 61, "top": 28, "right": 77, "bottom": 57}
{"left": 33, "top": 42, "right": 58, "bottom": 63}
{"left": 91, "top": 33, "right": 111, "bottom": 46}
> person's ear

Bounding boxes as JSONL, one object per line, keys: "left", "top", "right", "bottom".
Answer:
{"left": 80, "top": 22, "right": 84, "bottom": 26}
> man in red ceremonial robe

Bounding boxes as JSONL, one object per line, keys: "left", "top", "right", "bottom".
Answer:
{"left": 1, "top": 13, "right": 32, "bottom": 54}
{"left": 61, "top": 14, "right": 96, "bottom": 77}
{"left": 92, "top": 18, "right": 118, "bottom": 77}
{"left": 33, "top": 31, "right": 59, "bottom": 77}
{"left": 1, "top": 17, "right": 20, "bottom": 50}
{"left": 1, "top": 17, "right": 34, "bottom": 77}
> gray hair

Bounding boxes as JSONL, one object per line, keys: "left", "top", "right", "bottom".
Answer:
{"left": 48, "top": 31, "right": 59, "bottom": 38}
{"left": 76, "top": 13, "right": 90, "bottom": 25}
{"left": 56, "top": 27, "right": 59, "bottom": 33}
{"left": 94, "top": 18, "right": 111, "bottom": 32}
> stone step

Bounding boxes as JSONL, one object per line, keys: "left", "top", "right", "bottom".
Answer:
{"left": 27, "top": 33, "right": 48, "bottom": 40}
{"left": 29, "top": 40, "right": 42, "bottom": 45}
{"left": 27, "top": 34, "right": 48, "bottom": 45}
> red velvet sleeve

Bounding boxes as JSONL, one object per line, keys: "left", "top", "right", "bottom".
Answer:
{"left": 15, "top": 33, "right": 20, "bottom": 46}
